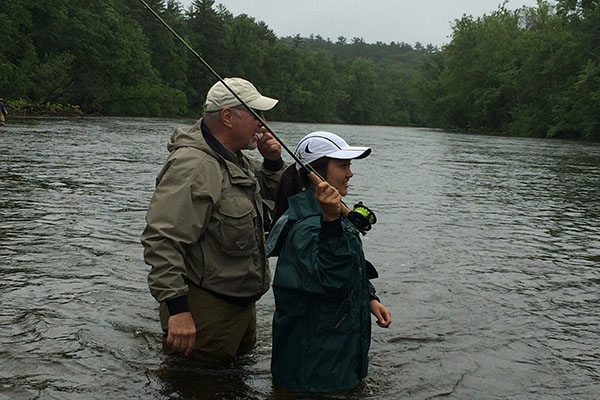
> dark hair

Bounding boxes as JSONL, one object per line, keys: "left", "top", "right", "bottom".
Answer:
{"left": 272, "top": 157, "right": 330, "bottom": 224}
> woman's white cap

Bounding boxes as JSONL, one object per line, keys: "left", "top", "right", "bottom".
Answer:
{"left": 294, "top": 131, "right": 371, "bottom": 170}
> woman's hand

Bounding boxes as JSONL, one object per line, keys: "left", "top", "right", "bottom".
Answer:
{"left": 315, "top": 181, "right": 341, "bottom": 221}
{"left": 370, "top": 299, "right": 392, "bottom": 328}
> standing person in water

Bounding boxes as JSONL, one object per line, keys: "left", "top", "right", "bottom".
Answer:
{"left": 142, "top": 77, "right": 284, "bottom": 362}
{"left": 0, "top": 99, "right": 7, "bottom": 126}
{"left": 266, "top": 131, "right": 392, "bottom": 393}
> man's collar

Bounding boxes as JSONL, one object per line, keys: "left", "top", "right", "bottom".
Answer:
{"left": 200, "top": 121, "right": 237, "bottom": 163}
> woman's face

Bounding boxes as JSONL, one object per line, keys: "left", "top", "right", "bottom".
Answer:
{"left": 325, "top": 158, "right": 353, "bottom": 196}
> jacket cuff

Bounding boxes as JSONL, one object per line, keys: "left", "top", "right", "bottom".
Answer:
{"left": 165, "top": 295, "right": 190, "bottom": 315}
{"left": 319, "top": 217, "right": 342, "bottom": 240}
{"left": 263, "top": 157, "right": 283, "bottom": 171}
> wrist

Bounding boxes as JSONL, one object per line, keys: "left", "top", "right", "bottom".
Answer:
{"left": 319, "top": 217, "right": 342, "bottom": 240}
{"left": 263, "top": 157, "right": 283, "bottom": 171}
{"left": 165, "top": 295, "right": 190, "bottom": 315}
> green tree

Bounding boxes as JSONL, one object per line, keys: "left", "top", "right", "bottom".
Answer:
{"left": 128, "top": 0, "right": 189, "bottom": 92}
{"left": 551, "top": 0, "right": 600, "bottom": 139}
{"left": 224, "top": 14, "right": 274, "bottom": 85}
{"left": 0, "top": 0, "right": 73, "bottom": 103}
{"left": 343, "top": 57, "right": 378, "bottom": 125}
{"left": 186, "top": 0, "right": 228, "bottom": 111}
{"left": 0, "top": 0, "right": 431, "bottom": 124}
{"left": 414, "top": 1, "right": 599, "bottom": 139}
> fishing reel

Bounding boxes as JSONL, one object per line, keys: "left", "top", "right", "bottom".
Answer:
{"left": 346, "top": 201, "right": 377, "bottom": 235}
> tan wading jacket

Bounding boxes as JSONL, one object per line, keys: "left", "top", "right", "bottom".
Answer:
{"left": 142, "top": 119, "right": 282, "bottom": 305}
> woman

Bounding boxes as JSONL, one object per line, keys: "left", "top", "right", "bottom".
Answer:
{"left": 266, "top": 131, "right": 392, "bottom": 393}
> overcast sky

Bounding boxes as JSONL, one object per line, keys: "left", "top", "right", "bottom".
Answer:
{"left": 177, "top": 0, "right": 548, "bottom": 47}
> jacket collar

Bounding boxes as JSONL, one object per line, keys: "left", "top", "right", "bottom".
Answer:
{"left": 200, "top": 120, "right": 237, "bottom": 163}
{"left": 201, "top": 121, "right": 256, "bottom": 185}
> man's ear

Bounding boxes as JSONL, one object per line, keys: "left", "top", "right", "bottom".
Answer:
{"left": 220, "top": 108, "right": 234, "bottom": 128}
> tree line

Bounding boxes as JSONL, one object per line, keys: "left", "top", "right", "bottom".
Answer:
{"left": 0, "top": 0, "right": 598, "bottom": 140}
{"left": 417, "top": 0, "right": 599, "bottom": 140}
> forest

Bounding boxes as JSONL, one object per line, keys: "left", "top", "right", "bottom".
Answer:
{"left": 0, "top": 0, "right": 598, "bottom": 140}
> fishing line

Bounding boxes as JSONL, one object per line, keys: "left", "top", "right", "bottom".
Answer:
{"left": 137, "top": 0, "right": 376, "bottom": 233}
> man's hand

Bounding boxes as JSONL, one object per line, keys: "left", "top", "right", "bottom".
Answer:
{"left": 166, "top": 312, "right": 196, "bottom": 355}
{"left": 257, "top": 128, "right": 282, "bottom": 161}
{"left": 315, "top": 181, "right": 341, "bottom": 221}
{"left": 370, "top": 300, "right": 392, "bottom": 328}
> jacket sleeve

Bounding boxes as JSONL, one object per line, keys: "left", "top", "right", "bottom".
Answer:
{"left": 247, "top": 155, "right": 285, "bottom": 202}
{"left": 365, "top": 260, "right": 380, "bottom": 301}
{"left": 142, "top": 148, "right": 221, "bottom": 303}
{"left": 281, "top": 217, "right": 356, "bottom": 295}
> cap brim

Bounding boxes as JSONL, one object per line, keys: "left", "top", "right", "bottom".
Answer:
{"left": 328, "top": 147, "right": 371, "bottom": 160}
{"left": 247, "top": 96, "right": 279, "bottom": 111}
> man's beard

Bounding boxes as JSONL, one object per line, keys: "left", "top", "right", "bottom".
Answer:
{"left": 245, "top": 135, "right": 258, "bottom": 150}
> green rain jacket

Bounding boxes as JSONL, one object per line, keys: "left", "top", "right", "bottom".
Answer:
{"left": 266, "top": 188, "right": 378, "bottom": 393}
{"left": 142, "top": 119, "right": 282, "bottom": 306}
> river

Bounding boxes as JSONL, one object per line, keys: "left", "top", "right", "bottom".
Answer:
{"left": 0, "top": 117, "right": 599, "bottom": 399}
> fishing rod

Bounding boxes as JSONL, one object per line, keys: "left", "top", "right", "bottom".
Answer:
{"left": 138, "top": 0, "right": 300, "bottom": 163}
{"left": 138, "top": 0, "right": 376, "bottom": 233}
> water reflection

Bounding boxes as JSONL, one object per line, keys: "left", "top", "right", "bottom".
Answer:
{"left": 0, "top": 118, "right": 599, "bottom": 399}
{"left": 153, "top": 358, "right": 255, "bottom": 400}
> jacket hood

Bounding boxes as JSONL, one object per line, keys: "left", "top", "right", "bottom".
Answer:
{"left": 166, "top": 119, "right": 212, "bottom": 154}
{"left": 266, "top": 189, "right": 320, "bottom": 257}
{"left": 286, "top": 188, "right": 321, "bottom": 221}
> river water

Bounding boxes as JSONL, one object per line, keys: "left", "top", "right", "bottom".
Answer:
{"left": 0, "top": 117, "right": 599, "bottom": 400}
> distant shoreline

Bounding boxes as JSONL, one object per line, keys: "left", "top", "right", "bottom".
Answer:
{"left": 5, "top": 100, "right": 83, "bottom": 118}
{"left": 4, "top": 114, "right": 597, "bottom": 143}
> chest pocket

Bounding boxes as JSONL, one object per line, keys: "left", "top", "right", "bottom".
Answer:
{"left": 215, "top": 197, "right": 258, "bottom": 256}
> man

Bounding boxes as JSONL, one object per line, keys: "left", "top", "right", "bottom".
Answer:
{"left": 0, "top": 99, "right": 7, "bottom": 126}
{"left": 142, "top": 77, "right": 283, "bottom": 362}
